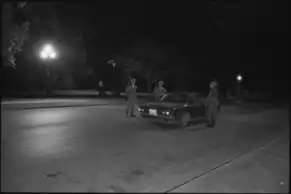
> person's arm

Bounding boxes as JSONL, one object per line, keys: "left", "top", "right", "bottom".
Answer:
{"left": 163, "top": 87, "right": 167, "bottom": 93}
{"left": 133, "top": 86, "right": 137, "bottom": 96}
{"left": 205, "top": 92, "right": 211, "bottom": 107}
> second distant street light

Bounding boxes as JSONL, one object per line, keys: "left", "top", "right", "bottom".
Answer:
{"left": 108, "top": 60, "right": 117, "bottom": 90}
{"left": 236, "top": 74, "right": 243, "bottom": 102}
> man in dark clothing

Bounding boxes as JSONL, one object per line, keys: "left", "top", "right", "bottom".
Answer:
{"left": 125, "top": 78, "right": 138, "bottom": 117}
{"left": 205, "top": 80, "right": 220, "bottom": 127}
{"left": 153, "top": 80, "right": 167, "bottom": 101}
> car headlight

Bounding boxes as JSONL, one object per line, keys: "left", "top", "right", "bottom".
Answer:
{"left": 162, "top": 111, "right": 171, "bottom": 115}
{"left": 138, "top": 108, "right": 144, "bottom": 112}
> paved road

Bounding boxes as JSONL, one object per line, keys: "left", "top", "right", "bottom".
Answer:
{"left": 172, "top": 133, "right": 289, "bottom": 193}
{"left": 1, "top": 98, "right": 125, "bottom": 109}
{"left": 1, "top": 104, "right": 289, "bottom": 192}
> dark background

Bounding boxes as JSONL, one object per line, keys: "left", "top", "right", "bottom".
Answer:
{"left": 1, "top": 0, "right": 289, "bottom": 97}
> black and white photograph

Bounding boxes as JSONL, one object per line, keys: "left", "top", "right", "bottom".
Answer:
{"left": 1, "top": 0, "right": 289, "bottom": 192}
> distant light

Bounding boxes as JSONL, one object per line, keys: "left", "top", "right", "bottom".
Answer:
{"left": 44, "top": 44, "right": 53, "bottom": 53}
{"left": 236, "top": 74, "right": 243, "bottom": 82}
{"left": 40, "top": 51, "right": 48, "bottom": 59}
{"left": 50, "top": 52, "right": 56, "bottom": 59}
{"left": 39, "top": 43, "right": 57, "bottom": 60}
{"left": 108, "top": 60, "right": 116, "bottom": 67}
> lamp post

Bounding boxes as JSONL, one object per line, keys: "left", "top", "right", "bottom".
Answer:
{"left": 236, "top": 74, "right": 243, "bottom": 102}
{"left": 39, "top": 44, "right": 57, "bottom": 97}
{"left": 108, "top": 60, "right": 117, "bottom": 90}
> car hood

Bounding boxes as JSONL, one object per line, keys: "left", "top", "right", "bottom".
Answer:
{"left": 142, "top": 102, "right": 184, "bottom": 109}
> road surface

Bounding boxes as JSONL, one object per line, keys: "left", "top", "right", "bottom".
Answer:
{"left": 1, "top": 104, "right": 289, "bottom": 192}
{"left": 1, "top": 98, "right": 124, "bottom": 109}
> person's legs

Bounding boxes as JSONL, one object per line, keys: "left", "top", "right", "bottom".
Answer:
{"left": 125, "top": 101, "right": 130, "bottom": 116}
{"left": 129, "top": 101, "right": 136, "bottom": 117}
{"left": 211, "top": 102, "right": 219, "bottom": 126}
{"left": 206, "top": 107, "right": 212, "bottom": 126}
{"left": 207, "top": 103, "right": 216, "bottom": 127}
{"left": 211, "top": 107, "right": 217, "bottom": 126}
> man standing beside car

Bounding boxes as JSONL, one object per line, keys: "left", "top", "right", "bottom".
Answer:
{"left": 153, "top": 80, "right": 167, "bottom": 101}
{"left": 205, "top": 80, "right": 220, "bottom": 127}
{"left": 125, "top": 78, "right": 138, "bottom": 117}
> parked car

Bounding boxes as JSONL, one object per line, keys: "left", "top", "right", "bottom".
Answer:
{"left": 138, "top": 92, "right": 207, "bottom": 127}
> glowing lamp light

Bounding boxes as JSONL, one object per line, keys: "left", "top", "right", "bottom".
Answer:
{"left": 50, "top": 52, "right": 56, "bottom": 59}
{"left": 40, "top": 51, "right": 48, "bottom": 59}
{"left": 39, "top": 44, "right": 57, "bottom": 60}
{"left": 44, "top": 45, "right": 53, "bottom": 53}
{"left": 236, "top": 74, "right": 243, "bottom": 82}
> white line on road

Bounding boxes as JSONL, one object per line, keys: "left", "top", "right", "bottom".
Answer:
{"left": 165, "top": 138, "right": 278, "bottom": 193}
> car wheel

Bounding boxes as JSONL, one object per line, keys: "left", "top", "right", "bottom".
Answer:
{"left": 179, "top": 112, "right": 190, "bottom": 128}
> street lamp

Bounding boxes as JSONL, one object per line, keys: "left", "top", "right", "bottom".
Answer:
{"left": 108, "top": 60, "right": 117, "bottom": 90}
{"left": 108, "top": 60, "right": 116, "bottom": 67}
{"left": 236, "top": 74, "right": 243, "bottom": 82}
{"left": 40, "top": 44, "right": 57, "bottom": 60}
{"left": 39, "top": 43, "right": 57, "bottom": 97}
{"left": 236, "top": 74, "right": 243, "bottom": 102}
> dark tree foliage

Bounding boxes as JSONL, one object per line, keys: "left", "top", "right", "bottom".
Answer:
{"left": 2, "top": 2, "right": 29, "bottom": 68}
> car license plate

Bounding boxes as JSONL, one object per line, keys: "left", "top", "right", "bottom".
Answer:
{"left": 149, "top": 109, "right": 157, "bottom": 116}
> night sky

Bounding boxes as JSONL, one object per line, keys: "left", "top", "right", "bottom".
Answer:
{"left": 3, "top": 1, "right": 288, "bottom": 94}
{"left": 72, "top": 1, "right": 289, "bottom": 92}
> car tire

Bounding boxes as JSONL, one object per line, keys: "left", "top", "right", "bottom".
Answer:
{"left": 179, "top": 112, "right": 190, "bottom": 128}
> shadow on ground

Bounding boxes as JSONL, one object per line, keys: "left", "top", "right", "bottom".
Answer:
{"left": 150, "top": 118, "right": 209, "bottom": 132}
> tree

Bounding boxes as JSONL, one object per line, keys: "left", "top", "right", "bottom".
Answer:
{"left": 2, "top": 2, "right": 30, "bottom": 69}
{"left": 1, "top": 2, "right": 67, "bottom": 70}
{"left": 114, "top": 41, "right": 169, "bottom": 91}
{"left": 2, "top": 2, "right": 95, "bottom": 93}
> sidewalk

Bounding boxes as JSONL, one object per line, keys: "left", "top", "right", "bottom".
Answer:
{"left": 1, "top": 98, "right": 124, "bottom": 109}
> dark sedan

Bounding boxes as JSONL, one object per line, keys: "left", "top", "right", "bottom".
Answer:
{"left": 138, "top": 92, "right": 207, "bottom": 127}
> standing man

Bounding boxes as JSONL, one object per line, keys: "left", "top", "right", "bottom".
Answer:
{"left": 153, "top": 80, "right": 167, "bottom": 101}
{"left": 98, "top": 80, "right": 104, "bottom": 88}
{"left": 205, "top": 80, "right": 220, "bottom": 127}
{"left": 98, "top": 79, "right": 105, "bottom": 96}
{"left": 125, "top": 78, "right": 138, "bottom": 117}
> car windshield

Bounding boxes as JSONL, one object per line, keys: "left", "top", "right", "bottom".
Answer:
{"left": 160, "top": 94, "right": 188, "bottom": 103}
